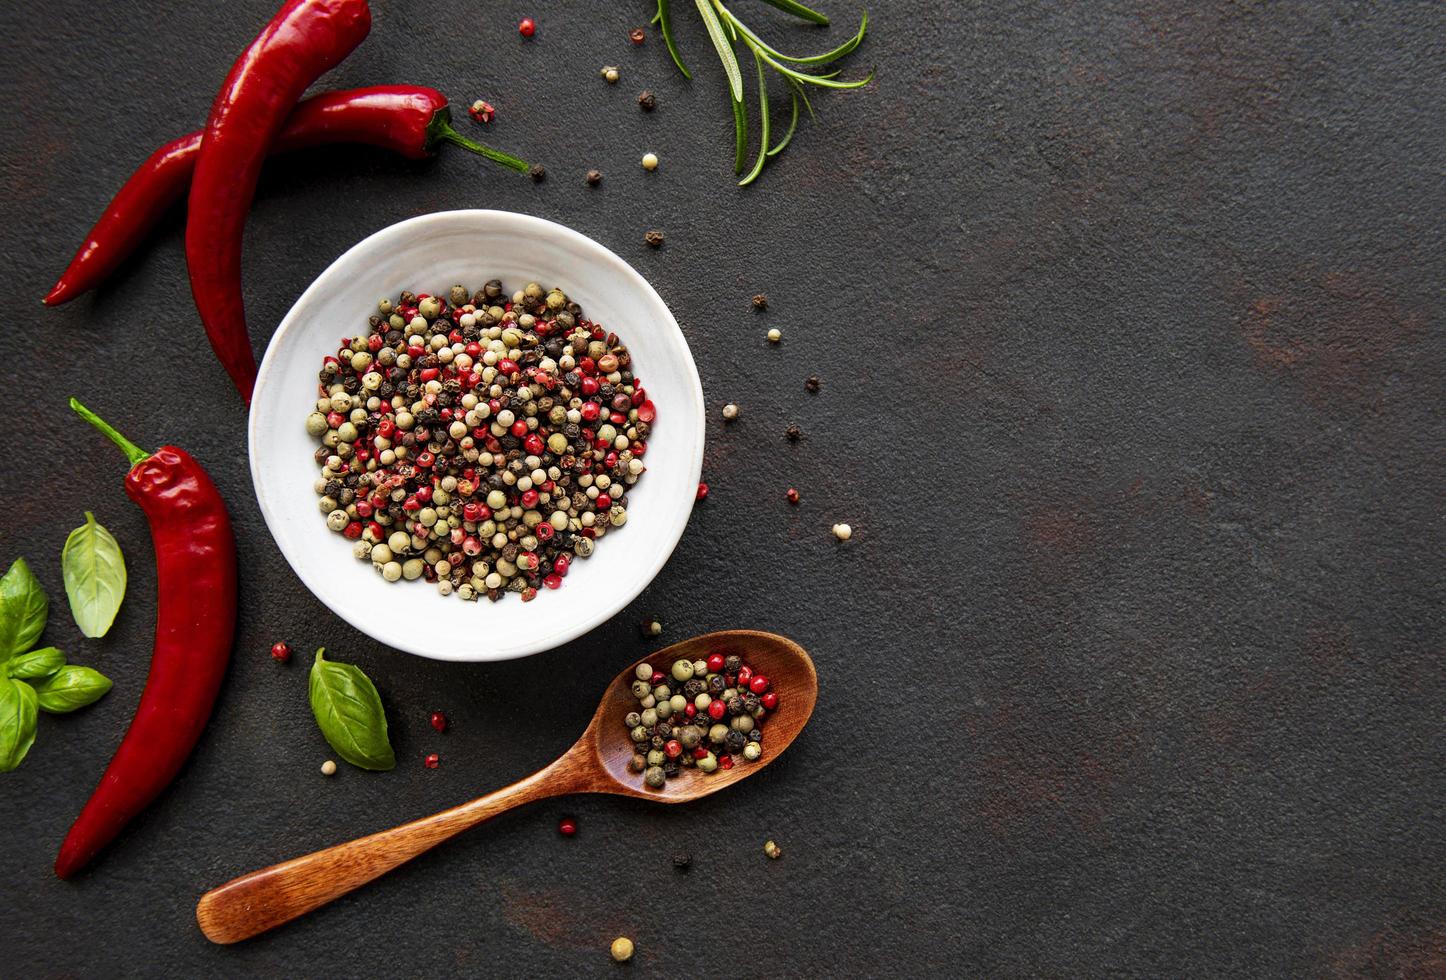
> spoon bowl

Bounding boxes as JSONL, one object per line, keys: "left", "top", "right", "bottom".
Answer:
{"left": 196, "top": 630, "right": 816, "bottom": 944}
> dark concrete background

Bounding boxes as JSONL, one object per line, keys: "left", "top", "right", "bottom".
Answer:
{"left": 1, "top": 1, "right": 1441, "bottom": 976}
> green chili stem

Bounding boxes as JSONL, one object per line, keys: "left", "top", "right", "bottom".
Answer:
{"left": 69, "top": 398, "right": 151, "bottom": 468}
{"left": 429, "top": 112, "right": 531, "bottom": 173}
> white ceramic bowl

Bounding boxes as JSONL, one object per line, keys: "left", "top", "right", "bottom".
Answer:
{"left": 249, "top": 210, "right": 704, "bottom": 661}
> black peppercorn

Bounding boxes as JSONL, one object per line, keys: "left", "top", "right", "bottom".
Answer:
{"left": 725, "top": 730, "right": 746, "bottom": 753}
{"left": 786, "top": 423, "right": 802, "bottom": 441}
{"left": 752, "top": 293, "right": 768, "bottom": 310}
{"left": 805, "top": 376, "right": 821, "bottom": 393}
{"left": 585, "top": 169, "right": 602, "bottom": 186}
{"left": 724, "top": 654, "right": 742, "bottom": 672}
{"left": 529, "top": 164, "right": 546, "bottom": 182}
{"left": 684, "top": 679, "right": 705, "bottom": 698}
{"left": 644, "top": 229, "right": 665, "bottom": 248}
{"left": 747, "top": 728, "right": 763, "bottom": 742}
{"left": 638, "top": 90, "right": 656, "bottom": 111}
{"left": 673, "top": 852, "right": 692, "bottom": 870}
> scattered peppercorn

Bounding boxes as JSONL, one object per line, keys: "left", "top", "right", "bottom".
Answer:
{"left": 586, "top": 169, "right": 603, "bottom": 186}
{"left": 696, "top": 482, "right": 709, "bottom": 501}
{"left": 424, "top": 753, "right": 440, "bottom": 769}
{"left": 786, "top": 488, "right": 800, "bottom": 505}
{"left": 306, "top": 282, "right": 652, "bottom": 603}
{"left": 629, "top": 26, "right": 646, "bottom": 44}
{"left": 270, "top": 641, "right": 291, "bottom": 663}
{"left": 640, "top": 618, "right": 663, "bottom": 637}
{"left": 673, "top": 852, "right": 691, "bottom": 870}
{"left": 722, "top": 403, "right": 739, "bottom": 421}
{"left": 637, "top": 90, "right": 656, "bottom": 111}
{"left": 611, "top": 936, "right": 635, "bottom": 963}
{"left": 767, "top": 328, "right": 781, "bottom": 343}
{"left": 468, "top": 100, "right": 495, "bottom": 124}
{"left": 832, "top": 523, "right": 852, "bottom": 541}
{"left": 622, "top": 653, "right": 774, "bottom": 787}
{"left": 785, "top": 423, "right": 802, "bottom": 442}
{"left": 644, "top": 229, "right": 665, "bottom": 248}
{"left": 751, "top": 293, "right": 768, "bottom": 310}
{"left": 529, "top": 164, "right": 547, "bottom": 182}
{"left": 430, "top": 711, "right": 448, "bottom": 733}
{"left": 518, "top": 17, "right": 536, "bottom": 37}
{"left": 601, "top": 65, "right": 620, "bottom": 84}
{"left": 805, "top": 376, "right": 821, "bottom": 393}
{"left": 320, "top": 759, "right": 337, "bottom": 776}
{"left": 641, "top": 152, "right": 659, "bottom": 171}
{"left": 764, "top": 839, "right": 782, "bottom": 860}
{"left": 558, "top": 817, "right": 577, "bottom": 836}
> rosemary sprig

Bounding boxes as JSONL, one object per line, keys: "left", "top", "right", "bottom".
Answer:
{"left": 654, "top": 0, "right": 872, "bottom": 185}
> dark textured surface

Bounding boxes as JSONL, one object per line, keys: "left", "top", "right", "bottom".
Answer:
{"left": 1, "top": 1, "right": 1442, "bottom": 976}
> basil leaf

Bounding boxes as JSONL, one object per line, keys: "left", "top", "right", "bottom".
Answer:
{"left": 0, "top": 558, "right": 48, "bottom": 661}
{"left": 0, "top": 677, "right": 39, "bottom": 772}
{"left": 308, "top": 648, "right": 395, "bottom": 771}
{"left": 61, "top": 512, "right": 127, "bottom": 638}
{"left": 33, "top": 665, "right": 112, "bottom": 714}
{"left": 6, "top": 647, "right": 64, "bottom": 680}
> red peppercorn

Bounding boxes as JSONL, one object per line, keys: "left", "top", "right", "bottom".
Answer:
{"left": 629, "top": 26, "right": 646, "bottom": 44}
{"left": 737, "top": 665, "right": 753, "bottom": 686}
{"left": 270, "top": 641, "right": 290, "bottom": 663}
{"left": 524, "top": 433, "right": 544, "bottom": 455}
{"left": 749, "top": 674, "right": 771, "bottom": 694}
{"left": 342, "top": 521, "right": 363, "bottom": 539}
{"left": 580, "top": 401, "right": 601, "bottom": 422}
{"left": 685, "top": 704, "right": 697, "bottom": 718}
{"left": 786, "top": 487, "right": 800, "bottom": 505}
{"left": 416, "top": 451, "right": 435, "bottom": 469}
{"left": 424, "top": 753, "right": 440, "bottom": 769}
{"left": 554, "top": 553, "right": 572, "bottom": 576}
{"left": 419, "top": 367, "right": 439, "bottom": 382}
{"left": 761, "top": 692, "right": 779, "bottom": 710}
{"left": 651, "top": 671, "right": 665, "bottom": 685}
{"left": 521, "top": 489, "right": 539, "bottom": 509}
{"left": 696, "top": 481, "right": 709, "bottom": 501}
{"left": 664, "top": 739, "right": 682, "bottom": 759}
{"left": 326, "top": 411, "right": 344, "bottom": 428}
{"left": 510, "top": 419, "right": 529, "bottom": 438}
{"left": 719, "top": 755, "right": 734, "bottom": 770}
{"left": 693, "top": 746, "right": 709, "bottom": 759}
{"left": 536, "top": 522, "right": 555, "bottom": 541}
{"left": 430, "top": 711, "right": 448, "bottom": 732}
{"left": 558, "top": 817, "right": 577, "bottom": 836}
{"left": 707, "top": 653, "right": 725, "bottom": 672}
{"left": 543, "top": 573, "right": 562, "bottom": 589}
{"left": 498, "top": 358, "right": 519, "bottom": 376}
{"left": 708, "top": 699, "right": 726, "bottom": 720}
{"left": 580, "top": 376, "right": 599, "bottom": 396}
{"left": 636, "top": 401, "right": 656, "bottom": 423}
{"left": 596, "top": 493, "right": 612, "bottom": 509}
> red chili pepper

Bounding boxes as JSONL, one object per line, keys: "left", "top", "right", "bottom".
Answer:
{"left": 55, "top": 399, "right": 238, "bottom": 879}
{"left": 45, "top": 86, "right": 528, "bottom": 309}
{"left": 186, "top": 0, "right": 374, "bottom": 404}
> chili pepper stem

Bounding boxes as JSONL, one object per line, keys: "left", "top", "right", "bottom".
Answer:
{"left": 69, "top": 398, "right": 152, "bottom": 467}
{"left": 427, "top": 110, "right": 531, "bottom": 173}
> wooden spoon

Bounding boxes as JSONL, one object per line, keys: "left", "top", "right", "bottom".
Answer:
{"left": 196, "top": 629, "right": 816, "bottom": 944}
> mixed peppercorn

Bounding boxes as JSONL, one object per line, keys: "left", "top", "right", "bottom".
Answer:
{"left": 306, "top": 281, "right": 655, "bottom": 602}
{"left": 623, "top": 653, "right": 776, "bottom": 788}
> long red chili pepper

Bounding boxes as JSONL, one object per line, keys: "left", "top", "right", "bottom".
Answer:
{"left": 43, "top": 86, "right": 528, "bottom": 308}
{"left": 186, "top": 0, "right": 372, "bottom": 405}
{"left": 55, "top": 399, "right": 237, "bottom": 879}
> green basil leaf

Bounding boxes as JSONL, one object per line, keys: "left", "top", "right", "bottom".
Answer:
{"left": 0, "top": 677, "right": 39, "bottom": 772}
{"left": 61, "top": 512, "right": 127, "bottom": 639}
{"left": 33, "top": 665, "right": 112, "bottom": 714}
{"left": 6, "top": 647, "right": 64, "bottom": 680}
{"left": 308, "top": 648, "right": 395, "bottom": 771}
{"left": 0, "top": 558, "right": 48, "bottom": 661}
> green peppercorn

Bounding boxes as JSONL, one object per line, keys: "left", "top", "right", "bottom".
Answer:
{"left": 634, "top": 663, "right": 654, "bottom": 681}
{"left": 678, "top": 725, "right": 702, "bottom": 749}
{"left": 628, "top": 753, "right": 646, "bottom": 772}
{"left": 640, "top": 708, "right": 658, "bottom": 727}
{"left": 691, "top": 659, "right": 708, "bottom": 677}
{"left": 630, "top": 725, "right": 649, "bottom": 742}
{"left": 624, "top": 711, "right": 641, "bottom": 728}
{"left": 644, "top": 766, "right": 666, "bottom": 788}
{"left": 630, "top": 679, "right": 651, "bottom": 699}
{"left": 743, "top": 742, "right": 762, "bottom": 761}
{"left": 669, "top": 694, "right": 687, "bottom": 713}
{"left": 697, "top": 752, "right": 718, "bottom": 773}
{"left": 708, "top": 723, "right": 728, "bottom": 745}
{"left": 646, "top": 749, "right": 665, "bottom": 767}
{"left": 671, "top": 659, "right": 694, "bottom": 682}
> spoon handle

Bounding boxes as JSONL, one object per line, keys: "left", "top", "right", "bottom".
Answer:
{"left": 196, "top": 759, "right": 578, "bottom": 944}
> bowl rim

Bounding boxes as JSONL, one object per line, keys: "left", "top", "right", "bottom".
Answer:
{"left": 247, "top": 209, "right": 704, "bottom": 662}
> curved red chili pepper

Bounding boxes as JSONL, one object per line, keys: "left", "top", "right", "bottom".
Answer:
{"left": 43, "top": 86, "right": 527, "bottom": 307}
{"left": 55, "top": 399, "right": 237, "bottom": 879}
{"left": 186, "top": 0, "right": 373, "bottom": 405}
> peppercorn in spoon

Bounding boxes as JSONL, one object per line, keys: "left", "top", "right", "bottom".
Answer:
{"left": 195, "top": 629, "right": 816, "bottom": 943}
